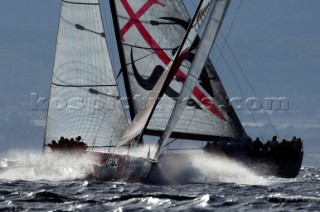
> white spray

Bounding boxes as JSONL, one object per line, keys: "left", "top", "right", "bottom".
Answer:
{"left": 0, "top": 148, "right": 270, "bottom": 185}
{"left": 0, "top": 149, "right": 98, "bottom": 181}
{"left": 188, "top": 154, "right": 270, "bottom": 185}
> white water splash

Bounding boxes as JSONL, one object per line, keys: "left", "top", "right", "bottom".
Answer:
{"left": 114, "top": 145, "right": 157, "bottom": 158}
{"left": 188, "top": 154, "right": 270, "bottom": 186}
{"left": 0, "top": 149, "right": 99, "bottom": 181}
{"left": 0, "top": 148, "right": 271, "bottom": 185}
{"left": 113, "top": 147, "right": 271, "bottom": 185}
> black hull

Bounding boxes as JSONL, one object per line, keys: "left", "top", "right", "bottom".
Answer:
{"left": 91, "top": 147, "right": 303, "bottom": 184}
{"left": 244, "top": 150, "right": 304, "bottom": 178}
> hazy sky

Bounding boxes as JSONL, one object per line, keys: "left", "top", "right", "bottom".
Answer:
{"left": 0, "top": 0, "right": 319, "bottom": 164}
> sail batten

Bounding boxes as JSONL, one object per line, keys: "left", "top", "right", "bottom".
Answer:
{"left": 62, "top": 0, "right": 99, "bottom": 5}
{"left": 44, "top": 0, "right": 128, "bottom": 151}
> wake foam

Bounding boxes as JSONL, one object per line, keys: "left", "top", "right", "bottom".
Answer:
{"left": 0, "top": 149, "right": 98, "bottom": 181}
{"left": 188, "top": 154, "right": 270, "bottom": 185}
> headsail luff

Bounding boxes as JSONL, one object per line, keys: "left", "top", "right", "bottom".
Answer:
{"left": 115, "top": 0, "right": 216, "bottom": 146}
{"left": 156, "top": 0, "right": 236, "bottom": 158}
{"left": 44, "top": 0, "right": 128, "bottom": 151}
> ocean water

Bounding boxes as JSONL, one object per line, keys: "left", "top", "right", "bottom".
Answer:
{"left": 0, "top": 150, "right": 319, "bottom": 211}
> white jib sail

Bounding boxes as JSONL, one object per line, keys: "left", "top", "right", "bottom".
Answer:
{"left": 117, "top": 0, "right": 216, "bottom": 147}
{"left": 44, "top": 0, "right": 128, "bottom": 151}
{"left": 156, "top": 0, "right": 231, "bottom": 158}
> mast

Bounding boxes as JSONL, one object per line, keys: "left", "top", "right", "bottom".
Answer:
{"left": 44, "top": 0, "right": 128, "bottom": 152}
{"left": 117, "top": 0, "right": 216, "bottom": 146}
{"left": 156, "top": 0, "right": 234, "bottom": 158}
{"left": 109, "top": 0, "right": 136, "bottom": 120}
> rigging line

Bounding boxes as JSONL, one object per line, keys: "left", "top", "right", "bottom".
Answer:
{"left": 126, "top": 47, "right": 191, "bottom": 70}
{"left": 215, "top": 0, "right": 243, "bottom": 65}
{"left": 128, "top": 39, "right": 154, "bottom": 98}
{"left": 123, "top": 43, "right": 178, "bottom": 51}
{"left": 125, "top": 51, "right": 154, "bottom": 66}
{"left": 110, "top": 116, "right": 126, "bottom": 146}
{"left": 220, "top": 32, "right": 279, "bottom": 137}
{"left": 163, "top": 138, "right": 177, "bottom": 148}
{"left": 116, "top": 69, "right": 122, "bottom": 80}
{"left": 191, "top": 0, "right": 197, "bottom": 8}
{"left": 215, "top": 44, "right": 265, "bottom": 141}
{"left": 210, "top": 0, "right": 266, "bottom": 138}
{"left": 151, "top": 39, "right": 166, "bottom": 131}
{"left": 177, "top": 139, "right": 183, "bottom": 151}
{"left": 185, "top": 106, "right": 198, "bottom": 140}
{"left": 92, "top": 96, "right": 118, "bottom": 149}
{"left": 185, "top": 0, "right": 197, "bottom": 13}
{"left": 153, "top": 12, "right": 171, "bottom": 131}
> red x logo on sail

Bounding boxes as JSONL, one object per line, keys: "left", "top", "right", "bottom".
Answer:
{"left": 120, "top": 0, "right": 225, "bottom": 121}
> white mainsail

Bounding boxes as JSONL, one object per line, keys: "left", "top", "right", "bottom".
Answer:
{"left": 156, "top": 0, "right": 236, "bottom": 157}
{"left": 44, "top": 0, "right": 128, "bottom": 151}
{"left": 112, "top": 0, "right": 229, "bottom": 146}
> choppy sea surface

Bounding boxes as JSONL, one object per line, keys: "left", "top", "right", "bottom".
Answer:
{"left": 0, "top": 150, "right": 319, "bottom": 211}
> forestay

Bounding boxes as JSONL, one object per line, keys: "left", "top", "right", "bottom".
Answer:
{"left": 44, "top": 0, "right": 128, "bottom": 151}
